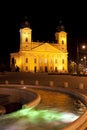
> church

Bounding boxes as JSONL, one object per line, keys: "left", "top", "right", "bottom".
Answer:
{"left": 10, "top": 19, "right": 68, "bottom": 73}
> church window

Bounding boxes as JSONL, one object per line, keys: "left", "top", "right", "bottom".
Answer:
{"left": 55, "top": 67, "right": 57, "bottom": 72}
{"left": 26, "top": 66, "right": 28, "bottom": 71}
{"left": 62, "top": 59, "right": 64, "bottom": 64}
{"left": 26, "top": 37, "right": 28, "bottom": 42}
{"left": 62, "top": 40, "right": 64, "bottom": 44}
{"left": 34, "top": 58, "right": 37, "bottom": 63}
{"left": 26, "top": 58, "right": 28, "bottom": 63}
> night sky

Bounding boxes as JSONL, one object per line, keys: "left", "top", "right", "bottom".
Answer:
{"left": 1, "top": 1, "right": 87, "bottom": 64}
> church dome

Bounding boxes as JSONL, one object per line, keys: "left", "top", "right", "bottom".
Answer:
{"left": 56, "top": 20, "right": 65, "bottom": 32}
{"left": 21, "top": 16, "right": 30, "bottom": 28}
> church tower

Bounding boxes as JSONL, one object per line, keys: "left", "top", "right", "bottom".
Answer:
{"left": 55, "top": 21, "right": 67, "bottom": 52}
{"left": 19, "top": 17, "right": 32, "bottom": 51}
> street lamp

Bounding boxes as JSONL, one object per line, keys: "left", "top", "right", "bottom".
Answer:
{"left": 77, "top": 43, "right": 79, "bottom": 74}
{"left": 83, "top": 56, "right": 86, "bottom": 69}
{"left": 80, "top": 56, "right": 87, "bottom": 72}
{"left": 77, "top": 43, "right": 86, "bottom": 75}
{"left": 82, "top": 45, "right": 86, "bottom": 49}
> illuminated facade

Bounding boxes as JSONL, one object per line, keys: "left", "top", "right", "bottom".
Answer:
{"left": 10, "top": 20, "right": 68, "bottom": 73}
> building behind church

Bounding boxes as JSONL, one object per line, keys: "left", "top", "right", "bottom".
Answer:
{"left": 10, "top": 19, "right": 68, "bottom": 73}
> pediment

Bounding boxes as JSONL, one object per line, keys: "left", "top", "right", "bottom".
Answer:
{"left": 32, "top": 43, "right": 62, "bottom": 52}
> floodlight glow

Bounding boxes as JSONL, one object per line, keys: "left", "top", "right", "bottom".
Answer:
{"left": 0, "top": 108, "right": 79, "bottom": 124}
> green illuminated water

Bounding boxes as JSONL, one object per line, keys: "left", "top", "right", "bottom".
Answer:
{"left": 0, "top": 89, "right": 86, "bottom": 130}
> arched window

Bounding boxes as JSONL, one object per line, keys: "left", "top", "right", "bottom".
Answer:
{"left": 62, "top": 59, "right": 64, "bottom": 64}
{"left": 26, "top": 37, "right": 28, "bottom": 42}
{"left": 26, "top": 58, "right": 28, "bottom": 63}
{"left": 62, "top": 40, "right": 64, "bottom": 44}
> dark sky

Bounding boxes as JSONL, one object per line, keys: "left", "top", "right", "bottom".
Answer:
{"left": 1, "top": 1, "right": 87, "bottom": 63}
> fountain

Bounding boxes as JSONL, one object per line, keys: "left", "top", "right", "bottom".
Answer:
{"left": 0, "top": 85, "right": 87, "bottom": 130}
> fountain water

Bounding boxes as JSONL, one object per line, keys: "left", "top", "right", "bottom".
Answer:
{"left": 0, "top": 86, "right": 86, "bottom": 130}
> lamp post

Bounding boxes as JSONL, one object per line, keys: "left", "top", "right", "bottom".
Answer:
{"left": 77, "top": 43, "right": 86, "bottom": 75}
{"left": 77, "top": 43, "right": 79, "bottom": 74}
{"left": 83, "top": 56, "right": 86, "bottom": 70}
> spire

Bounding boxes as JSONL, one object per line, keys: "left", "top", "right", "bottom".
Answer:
{"left": 56, "top": 20, "right": 65, "bottom": 32}
{"left": 21, "top": 16, "right": 30, "bottom": 28}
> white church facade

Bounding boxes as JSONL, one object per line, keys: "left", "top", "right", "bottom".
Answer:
{"left": 10, "top": 19, "right": 68, "bottom": 73}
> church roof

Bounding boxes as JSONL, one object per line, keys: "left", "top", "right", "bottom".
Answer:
{"left": 32, "top": 43, "right": 62, "bottom": 53}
